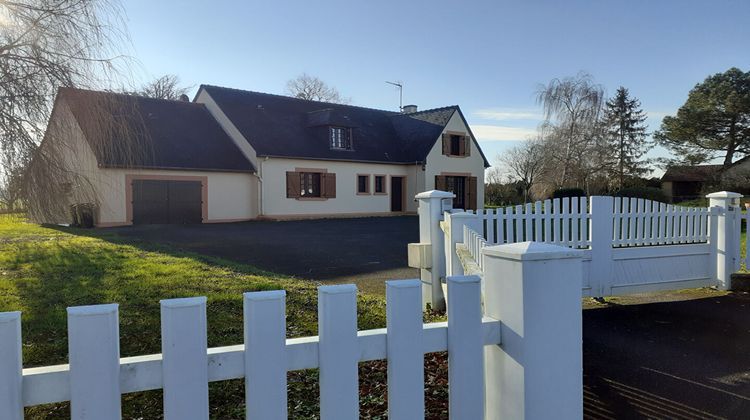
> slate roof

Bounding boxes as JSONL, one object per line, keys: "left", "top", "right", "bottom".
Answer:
{"left": 58, "top": 88, "right": 255, "bottom": 172}
{"left": 661, "top": 165, "right": 723, "bottom": 182}
{"left": 199, "top": 85, "right": 489, "bottom": 166}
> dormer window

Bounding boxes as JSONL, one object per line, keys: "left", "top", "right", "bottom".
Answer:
{"left": 330, "top": 127, "right": 352, "bottom": 150}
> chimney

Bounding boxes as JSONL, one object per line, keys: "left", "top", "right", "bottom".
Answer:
{"left": 178, "top": 94, "right": 190, "bottom": 102}
{"left": 402, "top": 104, "right": 418, "bottom": 113}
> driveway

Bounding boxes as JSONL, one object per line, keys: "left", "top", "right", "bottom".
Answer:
{"left": 111, "top": 216, "right": 420, "bottom": 294}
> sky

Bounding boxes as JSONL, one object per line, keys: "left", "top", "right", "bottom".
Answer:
{"left": 122, "top": 0, "right": 750, "bottom": 176}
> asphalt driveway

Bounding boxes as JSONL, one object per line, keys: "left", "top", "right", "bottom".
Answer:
{"left": 111, "top": 216, "right": 420, "bottom": 294}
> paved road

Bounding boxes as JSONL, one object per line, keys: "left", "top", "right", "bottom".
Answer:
{"left": 111, "top": 216, "right": 420, "bottom": 294}
{"left": 582, "top": 291, "right": 750, "bottom": 419}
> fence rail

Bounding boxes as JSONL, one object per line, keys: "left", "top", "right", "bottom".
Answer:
{"left": 1, "top": 279, "right": 500, "bottom": 419}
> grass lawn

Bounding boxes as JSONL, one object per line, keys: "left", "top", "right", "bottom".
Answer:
{"left": 0, "top": 216, "right": 448, "bottom": 419}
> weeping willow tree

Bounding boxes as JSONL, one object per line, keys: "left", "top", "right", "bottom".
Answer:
{"left": 536, "top": 72, "right": 605, "bottom": 188}
{"left": 0, "top": 0, "right": 150, "bottom": 222}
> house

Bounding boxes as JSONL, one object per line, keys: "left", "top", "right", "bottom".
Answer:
{"left": 33, "top": 86, "right": 489, "bottom": 226}
{"left": 660, "top": 165, "right": 723, "bottom": 202}
{"left": 661, "top": 158, "right": 750, "bottom": 202}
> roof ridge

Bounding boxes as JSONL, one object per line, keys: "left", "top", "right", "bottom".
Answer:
{"left": 403, "top": 105, "right": 459, "bottom": 115}
{"left": 59, "top": 86, "right": 204, "bottom": 106}
{"left": 200, "top": 84, "right": 402, "bottom": 114}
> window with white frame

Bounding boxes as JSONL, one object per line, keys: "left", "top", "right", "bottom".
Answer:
{"left": 330, "top": 127, "right": 352, "bottom": 150}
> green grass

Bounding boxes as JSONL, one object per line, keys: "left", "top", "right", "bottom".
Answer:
{"left": 0, "top": 216, "right": 447, "bottom": 419}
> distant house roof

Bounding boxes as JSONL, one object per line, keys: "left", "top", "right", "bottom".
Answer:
{"left": 661, "top": 165, "right": 723, "bottom": 182}
{"left": 198, "top": 85, "right": 490, "bottom": 166}
{"left": 58, "top": 88, "right": 256, "bottom": 173}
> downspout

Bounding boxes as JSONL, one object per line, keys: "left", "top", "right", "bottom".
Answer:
{"left": 250, "top": 157, "right": 266, "bottom": 217}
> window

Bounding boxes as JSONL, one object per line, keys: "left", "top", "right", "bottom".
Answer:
{"left": 330, "top": 127, "right": 352, "bottom": 150}
{"left": 357, "top": 175, "right": 370, "bottom": 194}
{"left": 286, "top": 171, "right": 336, "bottom": 199}
{"left": 450, "top": 135, "right": 462, "bottom": 156}
{"left": 300, "top": 172, "right": 321, "bottom": 197}
{"left": 374, "top": 175, "right": 386, "bottom": 194}
{"left": 442, "top": 133, "right": 470, "bottom": 157}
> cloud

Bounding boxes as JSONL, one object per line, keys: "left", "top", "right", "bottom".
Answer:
{"left": 474, "top": 108, "right": 542, "bottom": 121}
{"left": 472, "top": 125, "right": 537, "bottom": 142}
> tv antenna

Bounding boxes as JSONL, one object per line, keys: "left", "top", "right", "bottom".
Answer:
{"left": 386, "top": 81, "right": 403, "bottom": 111}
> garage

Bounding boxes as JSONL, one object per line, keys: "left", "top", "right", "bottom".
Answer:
{"left": 132, "top": 179, "right": 203, "bottom": 224}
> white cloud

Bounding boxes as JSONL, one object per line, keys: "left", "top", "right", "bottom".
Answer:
{"left": 472, "top": 125, "right": 537, "bottom": 142}
{"left": 474, "top": 108, "right": 542, "bottom": 121}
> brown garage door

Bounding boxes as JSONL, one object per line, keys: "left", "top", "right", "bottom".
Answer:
{"left": 132, "top": 180, "right": 203, "bottom": 224}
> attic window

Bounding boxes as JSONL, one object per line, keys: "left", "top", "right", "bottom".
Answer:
{"left": 330, "top": 127, "right": 352, "bottom": 150}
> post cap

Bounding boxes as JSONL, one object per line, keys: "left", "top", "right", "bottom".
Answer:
{"left": 482, "top": 241, "right": 584, "bottom": 261}
{"left": 706, "top": 191, "right": 743, "bottom": 199}
{"left": 415, "top": 190, "right": 455, "bottom": 199}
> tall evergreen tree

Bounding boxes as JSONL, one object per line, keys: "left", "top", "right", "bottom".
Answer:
{"left": 603, "top": 87, "right": 650, "bottom": 189}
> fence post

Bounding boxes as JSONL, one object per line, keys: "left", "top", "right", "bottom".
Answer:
{"left": 445, "top": 211, "right": 483, "bottom": 276}
{"left": 707, "top": 191, "right": 743, "bottom": 290}
{"left": 482, "top": 242, "right": 584, "bottom": 420}
{"left": 589, "top": 196, "right": 614, "bottom": 297}
{"left": 0, "top": 312, "right": 22, "bottom": 420}
{"left": 415, "top": 190, "right": 454, "bottom": 311}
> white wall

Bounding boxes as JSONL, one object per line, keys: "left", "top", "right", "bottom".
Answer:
{"left": 261, "top": 157, "right": 421, "bottom": 217}
{"left": 423, "top": 112, "right": 487, "bottom": 206}
{"left": 44, "top": 100, "right": 258, "bottom": 226}
{"left": 93, "top": 168, "right": 258, "bottom": 225}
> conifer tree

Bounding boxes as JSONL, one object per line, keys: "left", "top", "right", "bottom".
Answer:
{"left": 603, "top": 87, "right": 650, "bottom": 189}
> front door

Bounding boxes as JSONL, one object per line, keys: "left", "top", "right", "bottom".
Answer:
{"left": 446, "top": 176, "right": 466, "bottom": 209}
{"left": 391, "top": 176, "right": 404, "bottom": 212}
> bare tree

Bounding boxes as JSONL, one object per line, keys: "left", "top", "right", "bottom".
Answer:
{"left": 133, "top": 74, "right": 192, "bottom": 100}
{"left": 500, "top": 137, "right": 548, "bottom": 202}
{"left": 285, "top": 73, "right": 349, "bottom": 103}
{"left": 0, "top": 0, "right": 140, "bottom": 221}
{"left": 536, "top": 72, "right": 605, "bottom": 188}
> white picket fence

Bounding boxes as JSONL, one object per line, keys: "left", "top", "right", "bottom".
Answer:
{"left": 0, "top": 279, "right": 505, "bottom": 419}
{"left": 414, "top": 191, "right": 746, "bottom": 308}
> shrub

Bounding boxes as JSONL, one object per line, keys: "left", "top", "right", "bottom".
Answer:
{"left": 615, "top": 187, "right": 668, "bottom": 203}
{"left": 553, "top": 188, "right": 586, "bottom": 199}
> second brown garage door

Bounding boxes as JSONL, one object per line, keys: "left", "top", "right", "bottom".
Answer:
{"left": 132, "top": 180, "right": 203, "bottom": 224}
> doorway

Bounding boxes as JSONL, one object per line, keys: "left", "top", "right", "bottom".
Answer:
{"left": 391, "top": 176, "right": 404, "bottom": 212}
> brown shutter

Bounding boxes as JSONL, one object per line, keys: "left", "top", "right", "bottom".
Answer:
{"left": 322, "top": 173, "right": 336, "bottom": 198}
{"left": 458, "top": 136, "right": 466, "bottom": 156}
{"left": 435, "top": 175, "right": 447, "bottom": 191}
{"left": 466, "top": 176, "right": 478, "bottom": 210}
{"left": 286, "top": 171, "right": 301, "bottom": 198}
{"left": 442, "top": 133, "right": 451, "bottom": 155}
{"left": 464, "top": 136, "right": 471, "bottom": 156}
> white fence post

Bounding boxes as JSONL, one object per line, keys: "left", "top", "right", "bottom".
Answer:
{"left": 0, "top": 312, "right": 22, "bottom": 420}
{"left": 386, "top": 280, "right": 424, "bottom": 420}
{"left": 447, "top": 275, "right": 484, "bottom": 419}
{"left": 318, "top": 284, "right": 359, "bottom": 419}
{"left": 244, "top": 290, "right": 287, "bottom": 420}
{"left": 589, "top": 196, "right": 614, "bottom": 296}
{"left": 415, "top": 190, "right": 454, "bottom": 311}
{"left": 160, "top": 297, "right": 209, "bottom": 419}
{"left": 482, "top": 242, "right": 584, "bottom": 420}
{"left": 67, "top": 304, "right": 121, "bottom": 420}
{"left": 707, "top": 191, "right": 743, "bottom": 290}
{"left": 444, "top": 212, "right": 483, "bottom": 277}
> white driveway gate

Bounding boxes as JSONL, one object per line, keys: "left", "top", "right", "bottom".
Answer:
{"left": 412, "top": 190, "right": 747, "bottom": 309}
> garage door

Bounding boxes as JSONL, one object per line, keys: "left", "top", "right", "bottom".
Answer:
{"left": 132, "top": 180, "right": 203, "bottom": 224}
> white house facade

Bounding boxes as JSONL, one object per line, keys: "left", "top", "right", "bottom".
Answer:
{"left": 35, "top": 85, "right": 489, "bottom": 226}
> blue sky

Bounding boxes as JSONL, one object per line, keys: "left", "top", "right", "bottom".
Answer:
{"left": 123, "top": 0, "right": 749, "bottom": 175}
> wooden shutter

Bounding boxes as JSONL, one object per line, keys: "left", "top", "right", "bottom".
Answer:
{"left": 464, "top": 136, "right": 471, "bottom": 156}
{"left": 458, "top": 136, "right": 466, "bottom": 156}
{"left": 322, "top": 173, "right": 336, "bottom": 198}
{"left": 466, "top": 176, "right": 478, "bottom": 210}
{"left": 286, "top": 171, "right": 301, "bottom": 198}
{"left": 442, "top": 134, "right": 451, "bottom": 155}
{"left": 435, "top": 175, "right": 447, "bottom": 191}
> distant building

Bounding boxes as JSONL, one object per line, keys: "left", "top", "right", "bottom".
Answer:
{"left": 661, "top": 158, "right": 750, "bottom": 202}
